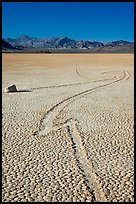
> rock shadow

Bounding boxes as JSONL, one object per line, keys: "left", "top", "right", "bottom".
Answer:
{"left": 17, "top": 90, "right": 32, "bottom": 93}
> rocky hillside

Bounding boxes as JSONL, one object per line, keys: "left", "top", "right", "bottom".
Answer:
{"left": 2, "top": 40, "right": 17, "bottom": 50}
{"left": 3, "top": 36, "right": 134, "bottom": 50}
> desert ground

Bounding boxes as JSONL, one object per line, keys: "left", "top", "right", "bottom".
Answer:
{"left": 2, "top": 54, "right": 134, "bottom": 202}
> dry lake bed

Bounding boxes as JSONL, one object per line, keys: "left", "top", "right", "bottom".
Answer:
{"left": 2, "top": 54, "right": 134, "bottom": 202}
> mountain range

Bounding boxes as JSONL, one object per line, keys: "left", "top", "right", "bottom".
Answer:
{"left": 2, "top": 35, "right": 134, "bottom": 53}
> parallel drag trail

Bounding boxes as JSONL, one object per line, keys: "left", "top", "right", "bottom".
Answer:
{"left": 34, "top": 70, "right": 130, "bottom": 136}
{"left": 30, "top": 81, "right": 90, "bottom": 91}
{"left": 28, "top": 66, "right": 119, "bottom": 91}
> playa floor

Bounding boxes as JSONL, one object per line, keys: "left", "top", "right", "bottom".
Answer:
{"left": 2, "top": 54, "right": 134, "bottom": 202}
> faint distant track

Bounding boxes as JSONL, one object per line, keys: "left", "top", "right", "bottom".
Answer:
{"left": 93, "top": 76, "right": 116, "bottom": 82}
{"left": 76, "top": 66, "right": 88, "bottom": 79}
{"left": 101, "top": 70, "right": 123, "bottom": 74}
{"left": 76, "top": 65, "right": 119, "bottom": 82}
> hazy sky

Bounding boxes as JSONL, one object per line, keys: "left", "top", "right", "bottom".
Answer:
{"left": 2, "top": 2, "right": 134, "bottom": 42}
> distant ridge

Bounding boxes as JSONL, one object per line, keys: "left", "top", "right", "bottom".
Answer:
{"left": 2, "top": 36, "right": 134, "bottom": 53}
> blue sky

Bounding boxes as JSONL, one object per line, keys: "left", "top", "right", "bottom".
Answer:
{"left": 2, "top": 2, "right": 134, "bottom": 42}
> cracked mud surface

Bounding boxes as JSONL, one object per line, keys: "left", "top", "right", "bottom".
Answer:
{"left": 2, "top": 54, "right": 134, "bottom": 202}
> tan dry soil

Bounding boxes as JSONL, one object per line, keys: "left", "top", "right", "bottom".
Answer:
{"left": 2, "top": 54, "right": 134, "bottom": 202}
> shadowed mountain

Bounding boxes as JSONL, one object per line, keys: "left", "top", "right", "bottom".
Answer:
{"left": 2, "top": 40, "right": 17, "bottom": 50}
{"left": 2, "top": 39, "right": 24, "bottom": 52}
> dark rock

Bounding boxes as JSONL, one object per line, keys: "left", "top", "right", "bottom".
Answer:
{"left": 5, "top": 84, "right": 17, "bottom": 93}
